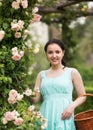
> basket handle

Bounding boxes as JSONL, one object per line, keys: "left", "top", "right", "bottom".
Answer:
{"left": 78, "top": 93, "right": 93, "bottom": 97}
{"left": 83, "top": 93, "right": 93, "bottom": 97}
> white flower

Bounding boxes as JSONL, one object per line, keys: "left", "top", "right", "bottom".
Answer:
{"left": 33, "top": 47, "right": 39, "bottom": 54}
{"left": 16, "top": 93, "right": 23, "bottom": 101}
{"left": 12, "top": 110, "right": 20, "bottom": 118}
{"left": 16, "top": 0, "right": 21, "bottom": 3}
{"left": 25, "top": 40, "right": 32, "bottom": 48}
{"left": 32, "top": 7, "right": 39, "bottom": 14}
{"left": 8, "top": 97, "right": 17, "bottom": 104}
{"left": 0, "top": 30, "right": 5, "bottom": 42}
{"left": 19, "top": 51, "right": 24, "bottom": 57}
{"left": 18, "top": 20, "right": 24, "bottom": 30}
{"left": 41, "top": 122, "right": 47, "bottom": 129}
{"left": 21, "top": 0, "right": 28, "bottom": 9}
{"left": 11, "top": 19, "right": 17, "bottom": 25}
{"left": 12, "top": 47, "right": 18, "bottom": 53}
{"left": 0, "top": 2, "right": 2, "bottom": 6}
{"left": 41, "top": 118, "right": 47, "bottom": 122}
{"left": 2, "top": 118, "right": 8, "bottom": 125}
{"left": 24, "top": 29, "right": 30, "bottom": 35}
{"left": 11, "top": 47, "right": 18, "bottom": 56}
{"left": 28, "top": 105, "right": 35, "bottom": 112}
{"left": 9, "top": 89, "right": 18, "bottom": 98}
{"left": 24, "top": 88, "right": 32, "bottom": 96}
{"left": 36, "top": 111, "right": 42, "bottom": 117}
{"left": 11, "top": 1, "right": 20, "bottom": 10}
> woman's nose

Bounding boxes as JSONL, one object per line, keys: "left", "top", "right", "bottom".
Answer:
{"left": 52, "top": 53, "right": 56, "bottom": 57}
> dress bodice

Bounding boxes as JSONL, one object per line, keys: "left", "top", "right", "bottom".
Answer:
{"left": 40, "top": 68, "right": 74, "bottom": 100}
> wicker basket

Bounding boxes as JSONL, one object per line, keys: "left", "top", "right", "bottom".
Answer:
{"left": 74, "top": 94, "right": 93, "bottom": 130}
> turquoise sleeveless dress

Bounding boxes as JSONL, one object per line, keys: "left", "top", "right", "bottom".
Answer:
{"left": 40, "top": 68, "right": 76, "bottom": 130}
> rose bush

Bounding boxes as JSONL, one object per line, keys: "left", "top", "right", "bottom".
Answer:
{"left": 2, "top": 89, "right": 47, "bottom": 130}
{"left": 0, "top": 0, "right": 46, "bottom": 129}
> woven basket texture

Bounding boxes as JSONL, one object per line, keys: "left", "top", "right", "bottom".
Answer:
{"left": 74, "top": 94, "right": 93, "bottom": 130}
{"left": 75, "top": 110, "right": 93, "bottom": 130}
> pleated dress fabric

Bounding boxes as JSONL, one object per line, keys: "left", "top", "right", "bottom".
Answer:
{"left": 40, "top": 68, "right": 76, "bottom": 130}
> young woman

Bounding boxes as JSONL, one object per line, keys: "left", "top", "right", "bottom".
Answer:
{"left": 33, "top": 38, "right": 86, "bottom": 130}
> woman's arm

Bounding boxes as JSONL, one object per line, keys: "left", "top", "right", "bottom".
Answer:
{"left": 71, "top": 68, "right": 86, "bottom": 107}
{"left": 32, "top": 72, "right": 42, "bottom": 103}
{"left": 62, "top": 68, "right": 86, "bottom": 120}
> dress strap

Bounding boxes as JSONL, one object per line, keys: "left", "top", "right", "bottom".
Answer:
{"left": 40, "top": 71, "right": 46, "bottom": 79}
{"left": 65, "top": 67, "right": 73, "bottom": 80}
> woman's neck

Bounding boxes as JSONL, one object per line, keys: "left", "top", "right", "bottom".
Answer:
{"left": 51, "top": 64, "right": 65, "bottom": 71}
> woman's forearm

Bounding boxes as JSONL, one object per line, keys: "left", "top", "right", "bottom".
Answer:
{"left": 72, "top": 96, "right": 86, "bottom": 109}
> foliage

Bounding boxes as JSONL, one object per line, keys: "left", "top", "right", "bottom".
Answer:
{"left": 76, "top": 65, "right": 93, "bottom": 87}
{"left": 0, "top": 0, "right": 47, "bottom": 129}
{"left": 1, "top": 89, "right": 47, "bottom": 130}
{"left": 38, "top": 0, "right": 58, "bottom": 7}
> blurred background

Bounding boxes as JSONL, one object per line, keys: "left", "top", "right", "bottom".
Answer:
{"left": 28, "top": 1, "right": 93, "bottom": 114}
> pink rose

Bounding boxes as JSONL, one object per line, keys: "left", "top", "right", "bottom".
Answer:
{"left": 18, "top": 20, "right": 24, "bottom": 30}
{"left": 11, "top": 1, "right": 20, "bottom": 10}
{"left": 11, "top": 23, "right": 20, "bottom": 31}
{"left": 15, "top": 32, "right": 21, "bottom": 38}
{"left": 12, "top": 53, "right": 22, "bottom": 61}
{"left": 8, "top": 97, "right": 17, "bottom": 104}
{"left": 14, "top": 117, "right": 24, "bottom": 126}
{"left": 11, "top": 47, "right": 18, "bottom": 55}
{"left": 32, "top": 14, "right": 42, "bottom": 22}
{"left": 19, "top": 51, "right": 24, "bottom": 57}
{"left": 21, "top": 0, "right": 28, "bottom": 9}
{"left": 0, "top": 30, "right": 5, "bottom": 42}
{"left": 12, "top": 110, "right": 20, "bottom": 117}
{"left": 4, "top": 111, "right": 15, "bottom": 121}
{"left": 9, "top": 89, "right": 18, "bottom": 98}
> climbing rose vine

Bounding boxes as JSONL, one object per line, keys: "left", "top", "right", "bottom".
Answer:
{"left": 0, "top": 0, "right": 47, "bottom": 129}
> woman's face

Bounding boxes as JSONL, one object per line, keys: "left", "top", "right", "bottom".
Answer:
{"left": 46, "top": 43, "right": 65, "bottom": 66}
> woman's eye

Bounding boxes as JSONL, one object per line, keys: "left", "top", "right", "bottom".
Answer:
{"left": 56, "top": 51, "right": 60, "bottom": 53}
{"left": 47, "top": 50, "right": 61, "bottom": 54}
{"left": 47, "top": 51, "right": 53, "bottom": 54}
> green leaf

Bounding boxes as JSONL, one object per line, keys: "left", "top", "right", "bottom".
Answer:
{"left": 3, "top": 23, "right": 9, "bottom": 29}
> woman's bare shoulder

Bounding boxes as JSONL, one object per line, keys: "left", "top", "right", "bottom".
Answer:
{"left": 37, "top": 69, "right": 49, "bottom": 78}
{"left": 71, "top": 67, "right": 82, "bottom": 80}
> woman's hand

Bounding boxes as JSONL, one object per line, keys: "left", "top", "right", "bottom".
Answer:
{"left": 61, "top": 104, "right": 75, "bottom": 120}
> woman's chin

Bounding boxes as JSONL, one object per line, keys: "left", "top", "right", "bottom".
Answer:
{"left": 51, "top": 62, "right": 59, "bottom": 66}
